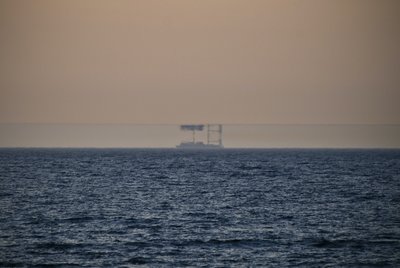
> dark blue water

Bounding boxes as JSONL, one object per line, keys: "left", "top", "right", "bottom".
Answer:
{"left": 0, "top": 149, "right": 399, "bottom": 267}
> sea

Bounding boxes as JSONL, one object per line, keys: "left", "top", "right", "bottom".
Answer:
{"left": 0, "top": 148, "right": 399, "bottom": 267}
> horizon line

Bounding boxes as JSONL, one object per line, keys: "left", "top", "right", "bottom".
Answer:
{"left": 1, "top": 123, "right": 400, "bottom": 126}
{"left": 1, "top": 146, "right": 399, "bottom": 150}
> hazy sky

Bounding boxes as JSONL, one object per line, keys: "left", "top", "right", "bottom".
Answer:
{"left": 1, "top": 0, "right": 399, "bottom": 125}
{"left": 1, "top": 124, "right": 400, "bottom": 148}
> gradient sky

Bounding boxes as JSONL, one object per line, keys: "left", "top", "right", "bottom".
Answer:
{"left": 1, "top": 0, "right": 400, "bottom": 125}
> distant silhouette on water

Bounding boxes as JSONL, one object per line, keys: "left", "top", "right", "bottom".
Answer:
{"left": 176, "top": 124, "right": 224, "bottom": 149}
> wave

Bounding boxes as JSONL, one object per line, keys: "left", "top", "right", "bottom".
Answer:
{"left": 311, "top": 237, "right": 400, "bottom": 248}
{"left": 35, "top": 242, "right": 90, "bottom": 250}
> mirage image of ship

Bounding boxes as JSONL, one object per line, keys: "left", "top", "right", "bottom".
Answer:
{"left": 176, "top": 124, "right": 223, "bottom": 149}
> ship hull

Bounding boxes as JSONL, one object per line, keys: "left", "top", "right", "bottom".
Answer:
{"left": 176, "top": 142, "right": 223, "bottom": 149}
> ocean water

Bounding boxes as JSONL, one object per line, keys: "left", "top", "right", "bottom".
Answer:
{"left": 0, "top": 149, "right": 399, "bottom": 267}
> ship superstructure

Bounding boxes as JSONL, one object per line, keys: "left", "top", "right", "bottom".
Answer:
{"left": 176, "top": 124, "right": 223, "bottom": 149}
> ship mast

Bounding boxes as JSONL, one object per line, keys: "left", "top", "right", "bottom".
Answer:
{"left": 207, "top": 124, "right": 223, "bottom": 146}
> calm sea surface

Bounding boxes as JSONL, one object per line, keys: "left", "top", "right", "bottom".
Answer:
{"left": 0, "top": 149, "right": 399, "bottom": 267}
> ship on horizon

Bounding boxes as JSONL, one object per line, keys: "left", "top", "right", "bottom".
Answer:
{"left": 176, "top": 124, "right": 223, "bottom": 149}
